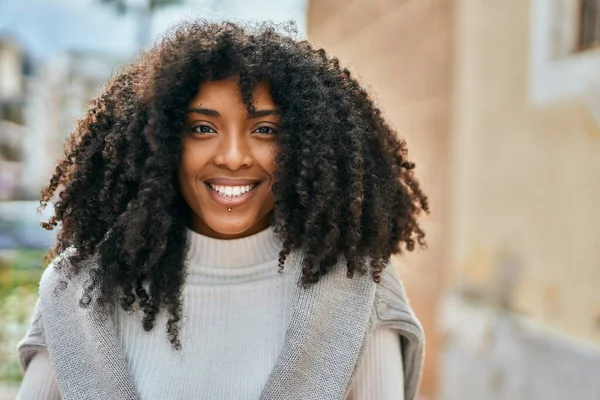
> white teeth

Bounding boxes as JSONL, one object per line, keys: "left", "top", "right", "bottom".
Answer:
{"left": 208, "top": 183, "right": 257, "bottom": 198}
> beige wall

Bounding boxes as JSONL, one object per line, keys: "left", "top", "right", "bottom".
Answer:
{"left": 308, "top": 0, "right": 599, "bottom": 397}
{"left": 450, "top": 0, "right": 600, "bottom": 345}
{"left": 308, "top": 1, "right": 454, "bottom": 397}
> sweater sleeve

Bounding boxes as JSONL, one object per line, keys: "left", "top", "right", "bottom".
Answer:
{"left": 16, "top": 295, "right": 62, "bottom": 399}
{"left": 346, "top": 326, "right": 405, "bottom": 400}
{"left": 17, "top": 297, "right": 47, "bottom": 369}
{"left": 16, "top": 349, "right": 61, "bottom": 400}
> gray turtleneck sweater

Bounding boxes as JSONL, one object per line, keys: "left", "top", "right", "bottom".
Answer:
{"left": 17, "top": 227, "right": 404, "bottom": 399}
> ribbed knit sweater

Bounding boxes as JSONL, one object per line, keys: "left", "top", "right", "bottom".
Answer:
{"left": 17, "top": 227, "right": 405, "bottom": 399}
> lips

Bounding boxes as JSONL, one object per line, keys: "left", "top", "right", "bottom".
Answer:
{"left": 204, "top": 179, "right": 262, "bottom": 207}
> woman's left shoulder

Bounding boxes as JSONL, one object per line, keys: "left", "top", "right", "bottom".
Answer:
{"left": 372, "top": 265, "right": 422, "bottom": 333}
{"left": 370, "top": 264, "right": 426, "bottom": 400}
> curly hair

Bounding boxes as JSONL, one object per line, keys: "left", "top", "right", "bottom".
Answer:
{"left": 40, "top": 20, "right": 429, "bottom": 350}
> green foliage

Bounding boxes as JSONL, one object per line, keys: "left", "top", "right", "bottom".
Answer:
{"left": 0, "top": 250, "right": 45, "bottom": 383}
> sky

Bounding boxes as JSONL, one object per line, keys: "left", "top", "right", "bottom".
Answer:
{"left": 0, "top": 0, "right": 307, "bottom": 60}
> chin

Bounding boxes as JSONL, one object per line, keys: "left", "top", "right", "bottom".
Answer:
{"left": 199, "top": 213, "right": 264, "bottom": 239}
{"left": 188, "top": 193, "right": 274, "bottom": 239}
{"left": 214, "top": 222, "right": 252, "bottom": 236}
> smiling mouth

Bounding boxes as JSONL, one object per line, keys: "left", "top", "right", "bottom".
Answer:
{"left": 203, "top": 180, "right": 263, "bottom": 208}
{"left": 206, "top": 182, "right": 261, "bottom": 198}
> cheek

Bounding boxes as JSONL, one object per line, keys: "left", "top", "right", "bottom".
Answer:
{"left": 179, "top": 141, "right": 204, "bottom": 179}
{"left": 179, "top": 155, "right": 194, "bottom": 179}
{"left": 260, "top": 144, "right": 279, "bottom": 177}
{"left": 178, "top": 147, "right": 204, "bottom": 207}
{"left": 178, "top": 163, "right": 193, "bottom": 193}
{"left": 178, "top": 148, "right": 204, "bottom": 201}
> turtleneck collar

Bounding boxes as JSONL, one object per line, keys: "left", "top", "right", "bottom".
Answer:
{"left": 185, "top": 226, "right": 283, "bottom": 271}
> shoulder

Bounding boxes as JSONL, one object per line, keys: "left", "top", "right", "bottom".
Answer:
{"left": 39, "top": 248, "right": 74, "bottom": 294}
{"left": 372, "top": 264, "right": 426, "bottom": 400}
{"left": 375, "top": 267, "right": 409, "bottom": 311}
{"left": 18, "top": 248, "right": 87, "bottom": 369}
{"left": 373, "top": 264, "right": 423, "bottom": 335}
{"left": 38, "top": 248, "right": 97, "bottom": 304}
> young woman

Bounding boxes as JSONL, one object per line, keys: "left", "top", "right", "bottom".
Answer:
{"left": 17, "top": 21, "right": 428, "bottom": 400}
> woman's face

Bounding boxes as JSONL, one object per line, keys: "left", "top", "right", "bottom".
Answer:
{"left": 179, "top": 78, "right": 279, "bottom": 239}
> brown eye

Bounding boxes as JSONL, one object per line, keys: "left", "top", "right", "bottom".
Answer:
{"left": 252, "top": 126, "right": 278, "bottom": 135}
{"left": 191, "top": 125, "right": 216, "bottom": 134}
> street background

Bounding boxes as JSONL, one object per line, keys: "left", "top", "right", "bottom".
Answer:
{"left": 1, "top": 0, "right": 599, "bottom": 399}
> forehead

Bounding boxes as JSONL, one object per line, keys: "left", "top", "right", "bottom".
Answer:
{"left": 190, "top": 78, "right": 275, "bottom": 108}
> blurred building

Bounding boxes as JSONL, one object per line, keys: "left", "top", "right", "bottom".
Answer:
{"left": 308, "top": 0, "right": 600, "bottom": 399}
{"left": 0, "top": 33, "right": 124, "bottom": 200}
{"left": 19, "top": 50, "right": 125, "bottom": 199}
{"left": 0, "top": 35, "right": 27, "bottom": 200}
{"left": 0, "top": 35, "right": 25, "bottom": 112}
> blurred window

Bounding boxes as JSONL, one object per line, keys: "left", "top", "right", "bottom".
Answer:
{"left": 579, "top": 0, "right": 600, "bottom": 50}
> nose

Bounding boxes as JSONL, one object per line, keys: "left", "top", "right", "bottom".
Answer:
{"left": 213, "top": 132, "right": 254, "bottom": 171}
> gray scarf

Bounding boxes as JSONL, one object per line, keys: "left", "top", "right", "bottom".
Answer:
{"left": 19, "top": 251, "right": 424, "bottom": 399}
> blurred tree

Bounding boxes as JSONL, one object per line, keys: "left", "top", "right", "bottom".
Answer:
{"left": 100, "top": 0, "right": 185, "bottom": 48}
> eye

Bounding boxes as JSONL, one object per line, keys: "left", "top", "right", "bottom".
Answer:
{"left": 252, "top": 126, "right": 279, "bottom": 135}
{"left": 190, "top": 124, "right": 216, "bottom": 135}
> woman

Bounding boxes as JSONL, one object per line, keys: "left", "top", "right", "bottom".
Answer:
{"left": 17, "top": 20, "right": 428, "bottom": 400}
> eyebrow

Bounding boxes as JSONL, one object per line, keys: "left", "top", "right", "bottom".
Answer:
{"left": 185, "top": 107, "right": 280, "bottom": 119}
{"left": 186, "top": 107, "right": 220, "bottom": 117}
{"left": 249, "top": 109, "right": 280, "bottom": 119}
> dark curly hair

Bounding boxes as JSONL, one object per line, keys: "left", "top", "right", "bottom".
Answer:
{"left": 40, "top": 20, "right": 429, "bottom": 350}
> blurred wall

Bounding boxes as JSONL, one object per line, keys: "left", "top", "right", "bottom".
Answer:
{"left": 308, "top": 0, "right": 600, "bottom": 399}
{"left": 307, "top": 1, "right": 454, "bottom": 398}
{"left": 442, "top": 0, "right": 600, "bottom": 399}
{"left": 449, "top": 0, "right": 600, "bottom": 346}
